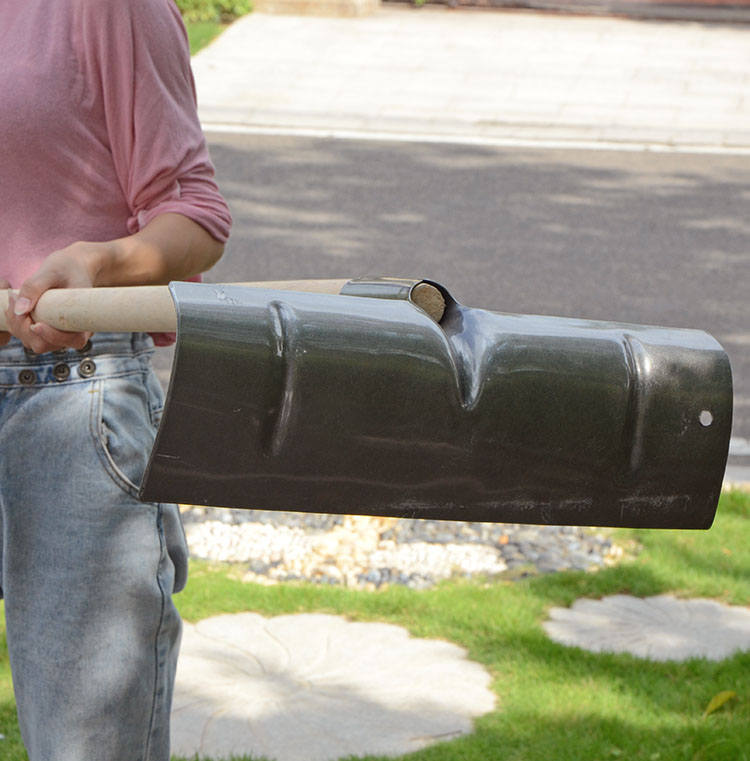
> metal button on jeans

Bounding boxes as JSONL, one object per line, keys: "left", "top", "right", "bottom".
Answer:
{"left": 77, "top": 340, "right": 93, "bottom": 354}
{"left": 78, "top": 359, "right": 97, "bottom": 378}
{"left": 18, "top": 369, "right": 36, "bottom": 385}
{"left": 52, "top": 363, "right": 71, "bottom": 382}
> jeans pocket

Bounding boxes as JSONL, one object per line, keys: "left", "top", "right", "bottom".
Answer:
{"left": 90, "top": 374, "right": 157, "bottom": 499}
{"left": 144, "top": 366, "right": 166, "bottom": 429}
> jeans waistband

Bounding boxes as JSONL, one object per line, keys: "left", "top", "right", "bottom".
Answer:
{"left": 0, "top": 333, "right": 155, "bottom": 388}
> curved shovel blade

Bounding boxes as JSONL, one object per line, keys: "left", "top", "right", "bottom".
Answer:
{"left": 141, "top": 282, "right": 732, "bottom": 528}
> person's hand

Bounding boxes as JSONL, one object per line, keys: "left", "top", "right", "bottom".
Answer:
{"left": 0, "top": 279, "right": 11, "bottom": 346}
{"left": 3, "top": 245, "right": 99, "bottom": 354}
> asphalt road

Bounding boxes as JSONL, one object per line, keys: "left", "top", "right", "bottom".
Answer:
{"left": 154, "top": 132, "right": 750, "bottom": 441}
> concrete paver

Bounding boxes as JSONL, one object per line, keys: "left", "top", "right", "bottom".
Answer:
{"left": 192, "top": 6, "right": 750, "bottom": 149}
{"left": 544, "top": 594, "right": 750, "bottom": 661}
{"left": 172, "top": 612, "right": 495, "bottom": 761}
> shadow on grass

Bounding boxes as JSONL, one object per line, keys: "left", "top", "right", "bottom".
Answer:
{"left": 525, "top": 560, "right": 670, "bottom": 605}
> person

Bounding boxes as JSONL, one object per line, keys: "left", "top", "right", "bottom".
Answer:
{"left": 0, "top": 1, "right": 232, "bottom": 759}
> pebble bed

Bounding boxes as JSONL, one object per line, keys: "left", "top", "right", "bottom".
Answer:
{"left": 182, "top": 507, "right": 625, "bottom": 590}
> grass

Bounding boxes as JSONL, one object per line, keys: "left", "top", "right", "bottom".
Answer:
{"left": 186, "top": 21, "right": 228, "bottom": 55}
{"left": 2, "top": 491, "right": 750, "bottom": 760}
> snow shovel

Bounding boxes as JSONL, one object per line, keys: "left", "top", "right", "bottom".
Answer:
{"left": 0, "top": 278, "right": 732, "bottom": 529}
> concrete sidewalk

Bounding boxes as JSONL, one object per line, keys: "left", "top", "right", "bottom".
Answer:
{"left": 192, "top": 6, "right": 750, "bottom": 150}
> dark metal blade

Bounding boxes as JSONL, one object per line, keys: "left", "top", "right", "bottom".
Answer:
{"left": 140, "top": 281, "right": 732, "bottom": 529}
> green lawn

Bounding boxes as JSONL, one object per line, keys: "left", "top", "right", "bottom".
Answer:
{"left": 2, "top": 492, "right": 749, "bottom": 761}
{"left": 186, "top": 21, "right": 228, "bottom": 55}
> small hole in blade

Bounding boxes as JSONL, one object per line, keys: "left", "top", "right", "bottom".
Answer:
{"left": 699, "top": 410, "right": 713, "bottom": 427}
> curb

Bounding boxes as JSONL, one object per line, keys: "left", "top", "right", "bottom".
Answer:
{"left": 384, "top": 0, "right": 750, "bottom": 24}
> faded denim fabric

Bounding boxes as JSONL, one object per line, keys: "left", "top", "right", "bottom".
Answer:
{"left": 0, "top": 332, "right": 187, "bottom": 761}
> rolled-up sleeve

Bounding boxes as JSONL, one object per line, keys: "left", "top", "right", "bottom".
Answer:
{"left": 78, "top": 0, "right": 232, "bottom": 242}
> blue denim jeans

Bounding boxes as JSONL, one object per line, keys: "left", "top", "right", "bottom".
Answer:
{"left": 0, "top": 333, "right": 188, "bottom": 761}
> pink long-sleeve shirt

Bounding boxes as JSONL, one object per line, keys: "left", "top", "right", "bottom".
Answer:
{"left": 0, "top": 0, "right": 232, "bottom": 291}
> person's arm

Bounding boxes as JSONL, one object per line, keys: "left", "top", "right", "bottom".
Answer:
{"left": 2, "top": 2, "right": 231, "bottom": 353}
{"left": 3, "top": 212, "right": 223, "bottom": 354}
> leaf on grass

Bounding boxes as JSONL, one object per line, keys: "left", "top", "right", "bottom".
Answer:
{"left": 702, "top": 690, "right": 737, "bottom": 717}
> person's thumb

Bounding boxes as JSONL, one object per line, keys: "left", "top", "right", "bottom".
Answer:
{"left": 13, "top": 270, "right": 62, "bottom": 317}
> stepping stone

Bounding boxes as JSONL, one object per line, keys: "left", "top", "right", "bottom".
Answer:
{"left": 171, "top": 612, "right": 496, "bottom": 761}
{"left": 544, "top": 594, "right": 750, "bottom": 662}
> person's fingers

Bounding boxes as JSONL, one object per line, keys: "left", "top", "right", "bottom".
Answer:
{"left": 13, "top": 267, "right": 64, "bottom": 317}
{"left": 7, "top": 250, "right": 96, "bottom": 353}
{"left": 4, "top": 292, "right": 88, "bottom": 354}
{"left": 28, "top": 322, "right": 91, "bottom": 352}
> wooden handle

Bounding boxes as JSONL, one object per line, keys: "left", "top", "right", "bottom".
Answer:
{"left": 0, "top": 285, "right": 177, "bottom": 333}
{"left": 0, "top": 279, "right": 444, "bottom": 332}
